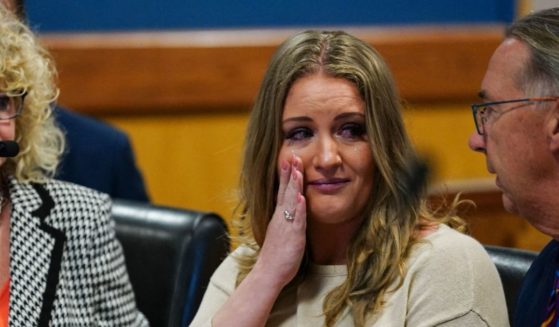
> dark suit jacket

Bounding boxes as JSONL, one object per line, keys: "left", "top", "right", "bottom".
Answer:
{"left": 514, "top": 239, "right": 559, "bottom": 326}
{"left": 9, "top": 178, "right": 149, "bottom": 326}
{"left": 54, "top": 107, "right": 149, "bottom": 202}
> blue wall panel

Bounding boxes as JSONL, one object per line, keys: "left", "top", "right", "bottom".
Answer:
{"left": 26, "top": 0, "right": 516, "bottom": 33}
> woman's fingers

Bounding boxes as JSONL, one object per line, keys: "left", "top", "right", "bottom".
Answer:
{"left": 276, "top": 159, "right": 290, "bottom": 206}
{"left": 292, "top": 156, "right": 304, "bottom": 191}
{"left": 277, "top": 154, "right": 302, "bottom": 209}
{"left": 256, "top": 154, "right": 307, "bottom": 288}
{"left": 293, "top": 192, "right": 306, "bottom": 229}
{"left": 281, "top": 155, "right": 303, "bottom": 222}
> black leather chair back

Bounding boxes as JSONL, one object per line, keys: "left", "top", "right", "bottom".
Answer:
{"left": 112, "top": 199, "right": 229, "bottom": 327}
{"left": 484, "top": 245, "right": 537, "bottom": 323}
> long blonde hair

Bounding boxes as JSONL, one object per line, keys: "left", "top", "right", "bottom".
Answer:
{"left": 235, "top": 30, "right": 464, "bottom": 326}
{"left": 0, "top": 4, "right": 64, "bottom": 182}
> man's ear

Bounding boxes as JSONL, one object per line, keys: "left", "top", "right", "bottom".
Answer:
{"left": 548, "top": 101, "right": 559, "bottom": 153}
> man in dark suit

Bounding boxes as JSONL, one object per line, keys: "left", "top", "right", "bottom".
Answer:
{"left": 2, "top": 0, "right": 150, "bottom": 202}
{"left": 468, "top": 7, "right": 559, "bottom": 326}
{"left": 54, "top": 108, "right": 149, "bottom": 201}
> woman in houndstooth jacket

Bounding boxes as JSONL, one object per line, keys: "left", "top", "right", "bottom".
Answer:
{"left": 0, "top": 5, "right": 148, "bottom": 327}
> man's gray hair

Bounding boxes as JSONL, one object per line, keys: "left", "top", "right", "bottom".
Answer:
{"left": 507, "top": 7, "right": 559, "bottom": 95}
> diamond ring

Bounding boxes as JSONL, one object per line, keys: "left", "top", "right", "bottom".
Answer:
{"left": 283, "top": 210, "right": 294, "bottom": 222}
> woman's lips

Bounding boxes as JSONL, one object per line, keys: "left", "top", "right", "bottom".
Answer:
{"left": 307, "top": 178, "right": 350, "bottom": 193}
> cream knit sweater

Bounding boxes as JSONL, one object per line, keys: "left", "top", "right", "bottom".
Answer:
{"left": 191, "top": 225, "right": 509, "bottom": 326}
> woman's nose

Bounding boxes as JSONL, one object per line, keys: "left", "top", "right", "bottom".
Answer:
{"left": 313, "top": 137, "right": 342, "bottom": 173}
{"left": 468, "top": 130, "right": 486, "bottom": 153}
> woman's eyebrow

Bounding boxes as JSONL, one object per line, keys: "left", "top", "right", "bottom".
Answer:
{"left": 282, "top": 116, "right": 312, "bottom": 124}
{"left": 334, "top": 112, "right": 365, "bottom": 121}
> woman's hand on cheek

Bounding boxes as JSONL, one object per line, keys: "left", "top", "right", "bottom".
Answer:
{"left": 255, "top": 155, "right": 307, "bottom": 289}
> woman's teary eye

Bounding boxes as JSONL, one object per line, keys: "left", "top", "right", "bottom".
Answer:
{"left": 285, "top": 127, "right": 313, "bottom": 142}
{"left": 338, "top": 122, "right": 366, "bottom": 139}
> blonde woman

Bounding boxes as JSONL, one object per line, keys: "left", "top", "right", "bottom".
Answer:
{"left": 0, "top": 6, "right": 148, "bottom": 326}
{"left": 191, "top": 30, "right": 508, "bottom": 326}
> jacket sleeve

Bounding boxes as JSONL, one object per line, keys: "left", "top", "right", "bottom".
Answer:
{"left": 89, "top": 195, "right": 150, "bottom": 326}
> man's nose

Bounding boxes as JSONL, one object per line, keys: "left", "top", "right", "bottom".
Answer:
{"left": 468, "top": 130, "right": 486, "bottom": 153}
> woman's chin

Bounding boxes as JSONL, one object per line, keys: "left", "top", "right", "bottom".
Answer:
{"left": 308, "top": 207, "right": 361, "bottom": 226}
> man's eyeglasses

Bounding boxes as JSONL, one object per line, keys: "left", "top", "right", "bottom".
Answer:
{"left": 471, "top": 96, "right": 559, "bottom": 135}
{"left": 0, "top": 92, "right": 26, "bottom": 120}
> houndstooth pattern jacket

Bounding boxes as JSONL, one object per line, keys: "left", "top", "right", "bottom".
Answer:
{"left": 7, "top": 178, "right": 149, "bottom": 326}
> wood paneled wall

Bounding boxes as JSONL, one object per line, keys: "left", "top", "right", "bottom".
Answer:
{"left": 39, "top": 26, "right": 550, "bottom": 251}
{"left": 42, "top": 26, "right": 504, "bottom": 113}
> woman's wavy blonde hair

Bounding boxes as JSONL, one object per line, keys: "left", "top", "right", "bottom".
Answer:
{"left": 0, "top": 5, "right": 64, "bottom": 182}
{"left": 234, "top": 30, "right": 465, "bottom": 326}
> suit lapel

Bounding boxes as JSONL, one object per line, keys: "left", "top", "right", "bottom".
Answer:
{"left": 9, "top": 181, "right": 65, "bottom": 327}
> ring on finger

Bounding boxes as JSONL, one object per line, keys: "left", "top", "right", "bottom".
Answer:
{"left": 283, "top": 209, "right": 295, "bottom": 222}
